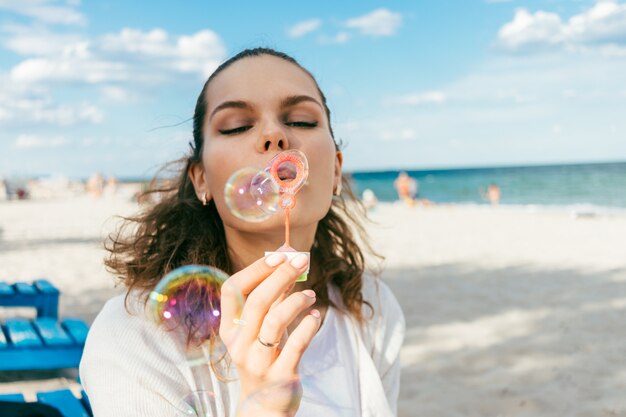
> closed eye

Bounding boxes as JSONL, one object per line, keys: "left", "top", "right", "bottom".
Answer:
{"left": 286, "top": 121, "right": 318, "bottom": 128}
{"left": 219, "top": 126, "right": 252, "bottom": 135}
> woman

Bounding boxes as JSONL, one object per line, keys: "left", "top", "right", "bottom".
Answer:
{"left": 80, "top": 48, "right": 405, "bottom": 417}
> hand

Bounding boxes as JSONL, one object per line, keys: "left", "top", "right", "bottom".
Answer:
{"left": 220, "top": 253, "right": 321, "bottom": 416}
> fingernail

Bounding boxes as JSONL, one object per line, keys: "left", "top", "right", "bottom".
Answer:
{"left": 290, "top": 253, "right": 309, "bottom": 269}
{"left": 310, "top": 309, "right": 321, "bottom": 319}
{"left": 265, "top": 253, "right": 286, "bottom": 267}
{"left": 302, "top": 289, "right": 316, "bottom": 298}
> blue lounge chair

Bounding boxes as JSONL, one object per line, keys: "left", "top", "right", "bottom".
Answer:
{"left": 0, "top": 389, "right": 93, "bottom": 417}
{"left": 0, "top": 279, "right": 89, "bottom": 371}
{"left": 0, "top": 279, "right": 60, "bottom": 318}
{"left": 0, "top": 317, "right": 89, "bottom": 371}
{"left": 0, "top": 279, "right": 93, "bottom": 415}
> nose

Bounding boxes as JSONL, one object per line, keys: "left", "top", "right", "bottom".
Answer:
{"left": 255, "top": 121, "right": 289, "bottom": 153}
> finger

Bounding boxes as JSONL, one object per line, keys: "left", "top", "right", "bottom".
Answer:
{"left": 269, "top": 278, "right": 296, "bottom": 311}
{"left": 220, "top": 253, "right": 287, "bottom": 337}
{"left": 240, "top": 254, "right": 309, "bottom": 334}
{"left": 252, "top": 290, "right": 317, "bottom": 363}
{"left": 271, "top": 310, "right": 322, "bottom": 376}
{"left": 230, "top": 253, "right": 289, "bottom": 296}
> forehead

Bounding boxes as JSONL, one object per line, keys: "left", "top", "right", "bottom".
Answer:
{"left": 205, "top": 55, "right": 321, "bottom": 108}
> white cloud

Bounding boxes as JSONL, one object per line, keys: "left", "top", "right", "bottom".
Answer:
{"left": 14, "top": 134, "right": 68, "bottom": 149}
{"left": 9, "top": 28, "right": 227, "bottom": 84}
{"left": 345, "top": 9, "right": 402, "bottom": 37}
{"left": 11, "top": 51, "right": 130, "bottom": 84}
{"left": 568, "top": 1, "right": 626, "bottom": 44}
{"left": 172, "top": 30, "right": 226, "bottom": 77}
{"left": 499, "top": 9, "right": 564, "bottom": 49}
{"left": 1, "top": 24, "right": 82, "bottom": 56}
{"left": 386, "top": 91, "right": 447, "bottom": 106}
{"left": 100, "top": 28, "right": 170, "bottom": 56}
{"left": 0, "top": 0, "right": 86, "bottom": 25}
{"left": 287, "top": 19, "right": 322, "bottom": 38}
{"left": 498, "top": 1, "right": 626, "bottom": 52}
{"left": 0, "top": 86, "right": 104, "bottom": 126}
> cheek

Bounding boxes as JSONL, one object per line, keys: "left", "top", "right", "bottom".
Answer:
{"left": 299, "top": 139, "right": 336, "bottom": 212}
{"left": 305, "top": 137, "right": 336, "bottom": 187}
{"left": 203, "top": 145, "right": 236, "bottom": 216}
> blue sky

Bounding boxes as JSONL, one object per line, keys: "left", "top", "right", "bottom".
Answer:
{"left": 1, "top": 0, "right": 625, "bottom": 178}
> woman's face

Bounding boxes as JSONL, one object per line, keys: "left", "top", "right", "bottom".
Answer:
{"left": 200, "top": 55, "right": 341, "bottom": 234}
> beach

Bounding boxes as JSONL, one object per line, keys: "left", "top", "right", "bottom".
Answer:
{"left": 1, "top": 196, "right": 625, "bottom": 416}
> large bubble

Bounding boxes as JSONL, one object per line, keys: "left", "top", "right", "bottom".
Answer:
{"left": 150, "top": 265, "right": 244, "bottom": 417}
{"left": 239, "top": 378, "right": 303, "bottom": 417}
{"left": 174, "top": 390, "right": 217, "bottom": 417}
{"left": 224, "top": 167, "right": 280, "bottom": 222}
{"left": 149, "top": 265, "right": 232, "bottom": 345}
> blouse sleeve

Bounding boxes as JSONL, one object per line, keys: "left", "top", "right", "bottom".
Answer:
{"left": 360, "top": 275, "right": 406, "bottom": 415}
{"left": 79, "top": 295, "right": 194, "bottom": 417}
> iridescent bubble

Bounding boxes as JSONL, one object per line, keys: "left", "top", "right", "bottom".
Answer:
{"left": 268, "top": 150, "right": 309, "bottom": 195}
{"left": 224, "top": 167, "right": 280, "bottom": 222}
{"left": 150, "top": 265, "right": 244, "bottom": 416}
{"left": 175, "top": 391, "right": 217, "bottom": 417}
{"left": 149, "top": 265, "right": 243, "bottom": 349}
{"left": 239, "top": 378, "right": 303, "bottom": 417}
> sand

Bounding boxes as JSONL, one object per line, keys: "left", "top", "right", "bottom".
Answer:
{"left": 1, "top": 196, "right": 625, "bottom": 416}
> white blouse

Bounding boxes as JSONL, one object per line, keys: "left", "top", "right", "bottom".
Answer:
{"left": 79, "top": 275, "right": 405, "bottom": 417}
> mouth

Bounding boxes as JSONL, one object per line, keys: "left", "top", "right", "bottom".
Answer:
{"left": 267, "top": 149, "right": 309, "bottom": 194}
{"left": 277, "top": 162, "right": 298, "bottom": 181}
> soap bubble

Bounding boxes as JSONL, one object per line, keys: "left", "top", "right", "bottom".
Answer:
{"left": 224, "top": 167, "right": 279, "bottom": 222}
{"left": 239, "top": 378, "right": 303, "bottom": 417}
{"left": 175, "top": 390, "right": 217, "bottom": 417}
{"left": 151, "top": 265, "right": 245, "bottom": 417}
{"left": 149, "top": 265, "right": 243, "bottom": 350}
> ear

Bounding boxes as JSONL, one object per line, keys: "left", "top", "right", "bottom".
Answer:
{"left": 188, "top": 161, "right": 211, "bottom": 203}
{"left": 333, "top": 150, "right": 343, "bottom": 188}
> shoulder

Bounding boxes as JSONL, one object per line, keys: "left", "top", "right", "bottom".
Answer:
{"left": 83, "top": 292, "right": 153, "bottom": 348}
{"left": 79, "top": 292, "right": 196, "bottom": 416}
{"left": 80, "top": 291, "right": 190, "bottom": 388}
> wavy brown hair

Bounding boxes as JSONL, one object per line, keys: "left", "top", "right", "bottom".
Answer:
{"left": 105, "top": 48, "right": 381, "bottom": 343}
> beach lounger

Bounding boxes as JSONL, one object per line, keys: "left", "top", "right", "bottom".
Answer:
{"left": 0, "top": 389, "right": 93, "bottom": 417}
{"left": 0, "top": 317, "right": 89, "bottom": 371}
{"left": 0, "top": 279, "right": 60, "bottom": 318}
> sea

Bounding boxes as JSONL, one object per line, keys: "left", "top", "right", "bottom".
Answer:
{"left": 348, "top": 161, "right": 626, "bottom": 212}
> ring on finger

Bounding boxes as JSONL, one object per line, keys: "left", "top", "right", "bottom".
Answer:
{"left": 257, "top": 335, "right": 280, "bottom": 348}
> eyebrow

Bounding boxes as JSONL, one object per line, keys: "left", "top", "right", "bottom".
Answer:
{"left": 209, "top": 95, "right": 323, "bottom": 121}
{"left": 280, "top": 95, "right": 323, "bottom": 110}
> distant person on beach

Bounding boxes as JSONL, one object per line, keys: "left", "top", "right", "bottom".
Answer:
{"left": 480, "top": 183, "right": 501, "bottom": 206}
{"left": 86, "top": 172, "right": 104, "bottom": 198}
{"left": 394, "top": 171, "right": 418, "bottom": 206}
{"left": 361, "top": 188, "right": 379, "bottom": 210}
{"left": 80, "top": 48, "right": 404, "bottom": 417}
